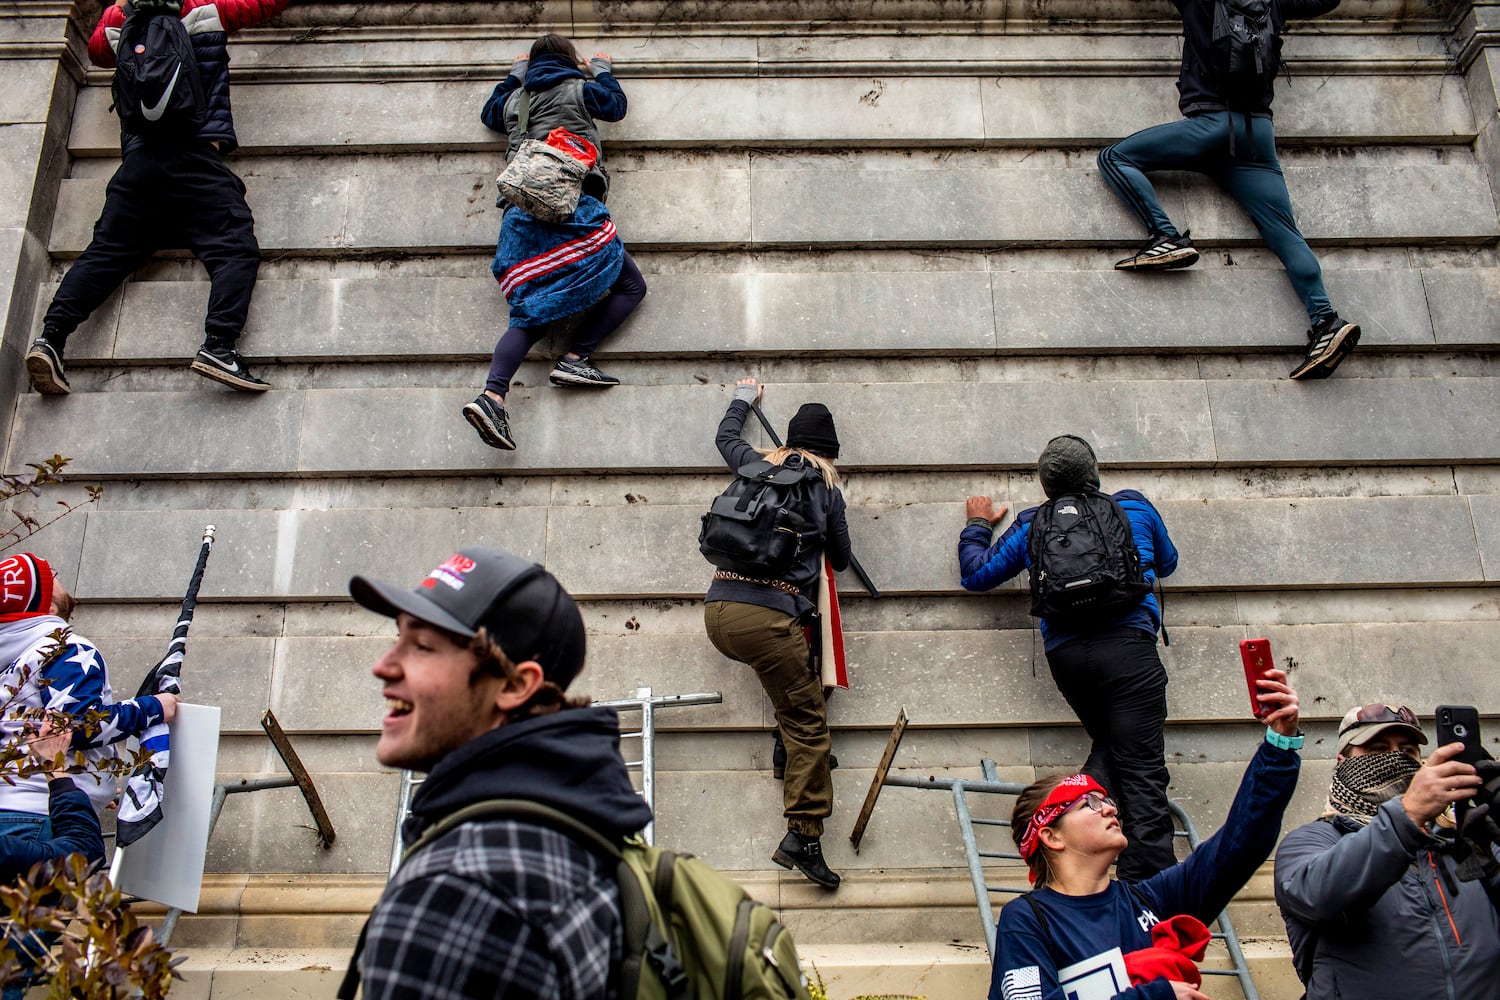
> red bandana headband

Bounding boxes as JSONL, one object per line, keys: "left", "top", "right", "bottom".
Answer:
{"left": 1018, "top": 773, "right": 1108, "bottom": 876}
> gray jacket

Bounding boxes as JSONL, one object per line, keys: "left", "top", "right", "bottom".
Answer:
{"left": 1275, "top": 797, "right": 1500, "bottom": 1000}
{"left": 503, "top": 65, "right": 612, "bottom": 201}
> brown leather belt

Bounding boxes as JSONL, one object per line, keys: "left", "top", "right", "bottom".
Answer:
{"left": 712, "top": 570, "right": 802, "bottom": 597}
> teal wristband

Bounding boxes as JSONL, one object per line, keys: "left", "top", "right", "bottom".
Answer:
{"left": 1264, "top": 726, "right": 1304, "bottom": 751}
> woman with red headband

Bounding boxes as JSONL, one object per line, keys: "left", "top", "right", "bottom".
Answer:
{"left": 990, "top": 668, "right": 1303, "bottom": 1000}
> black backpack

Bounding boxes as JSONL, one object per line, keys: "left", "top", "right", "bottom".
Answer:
{"left": 111, "top": 0, "right": 206, "bottom": 137}
{"left": 1026, "top": 490, "right": 1151, "bottom": 627}
{"left": 1205, "top": 0, "right": 1283, "bottom": 109}
{"left": 699, "top": 457, "right": 816, "bottom": 580}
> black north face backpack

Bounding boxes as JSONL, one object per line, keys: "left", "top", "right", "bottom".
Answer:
{"left": 111, "top": 0, "right": 206, "bottom": 137}
{"left": 1026, "top": 490, "right": 1151, "bottom": 627}
{"left": 699, "top": 458, "right": 816, "bottom": 580}
{"left": 1206, "top": 0, "right": 1283, "bottom": 108}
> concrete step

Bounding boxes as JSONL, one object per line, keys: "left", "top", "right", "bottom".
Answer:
{"left": 11, "top": 492, "right": 1494, "bottom": 599}
{"left": 13, "top": 378, "right": 1500, "bottom": 479}
{"left": 66, "top": 73, "right": 1475, "bottom": 156}
{"left": 47, "top": 150, "right": 1499, "bottom": 255}
{"left": 34, "top": 259, "right": 1500, "bottom": 364}
{"left": 79, "top": 617, "right": 1500, "bottom": 738}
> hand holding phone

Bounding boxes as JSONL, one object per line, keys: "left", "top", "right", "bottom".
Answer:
{"left": 1240, "top": 638, "right": 1274, "bottom": 719}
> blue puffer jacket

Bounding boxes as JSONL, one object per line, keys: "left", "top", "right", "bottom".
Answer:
{"left": 957, "top": 490, "right": 1177, "bottom": 650}
{"left": 92, "top": 0, "right": 292, "bottom": 155}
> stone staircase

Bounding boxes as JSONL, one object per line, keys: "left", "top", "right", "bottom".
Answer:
{"left": 3, "top": 1, "right": 1500, "bottom": 996}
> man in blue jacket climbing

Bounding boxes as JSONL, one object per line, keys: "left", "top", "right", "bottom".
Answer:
{"left": 959, "top": 435, "right": 1179, "bottom": 881}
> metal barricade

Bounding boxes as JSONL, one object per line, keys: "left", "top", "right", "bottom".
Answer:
{"left": 388, "top": 686, "right": 721, "bottom": 876}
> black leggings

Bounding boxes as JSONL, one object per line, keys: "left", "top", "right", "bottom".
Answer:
{"left": 484, "top": 251, "right": 646, "bottom": 396}
{"left": 1045, "top": 626, "right": 1175, "bottom": 882}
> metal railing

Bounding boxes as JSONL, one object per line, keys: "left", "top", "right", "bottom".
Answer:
{"left": 388, "top": 686, "right": 721, "bottom": 876}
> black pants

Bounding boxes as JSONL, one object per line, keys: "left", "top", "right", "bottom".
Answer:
{"left": 44, "top": 142, "right": 260, "bottom": 352}
{"left": 1046, "top": 626, "right": 1175, "bottom": 882}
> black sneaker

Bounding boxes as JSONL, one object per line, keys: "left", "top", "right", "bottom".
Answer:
{"left": 191, "top": 346, "right": 271, "bottom": 391}
{"left": 549, "top": 355, "right": 621, "bottom": 387}
{"left": 1114, "top": 231, "right": 1199, "bottom": 271}
{"left": 772, "top": 831, "right": 841, "bottom": 890}
{"left": 1289, "top": 315, "right": 1361, "bottom": 380}
{"left": 461, "top": 394, "right": 516, "bottom": 450}
{"left": 24, "top": 339, "right": 70, "bottom": 395}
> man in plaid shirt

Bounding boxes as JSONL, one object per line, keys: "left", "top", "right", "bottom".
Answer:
{"left": 342, "top": 547, "right": 652, "bottom": 1000}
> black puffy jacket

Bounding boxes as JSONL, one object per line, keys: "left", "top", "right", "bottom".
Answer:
{"left": 92, "top": 0, "right": 292, "bottom": 155}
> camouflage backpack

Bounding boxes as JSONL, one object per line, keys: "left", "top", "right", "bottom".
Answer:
{"left": 494, "top": 91, "right": 591, "bottom": 221}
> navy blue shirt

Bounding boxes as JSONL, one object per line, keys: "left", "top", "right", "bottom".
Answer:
{"left": 989, "top": 741, "right": 1301, "bottom": 1000}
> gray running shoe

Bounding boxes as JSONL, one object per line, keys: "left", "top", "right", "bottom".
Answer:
{"left": 549, "top": 355, "right": 621, "bottom": 387}
{"left": 462, "top": 394, "right": 516, "bottom": 450}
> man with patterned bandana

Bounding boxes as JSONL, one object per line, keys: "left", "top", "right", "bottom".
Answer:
{"left": 1275, "top": 703, "right": 1500, "bottom": 999}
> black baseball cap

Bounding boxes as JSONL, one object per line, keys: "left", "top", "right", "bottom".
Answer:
{"left": 349, "top": 546, "right": 586, "bottom": 689}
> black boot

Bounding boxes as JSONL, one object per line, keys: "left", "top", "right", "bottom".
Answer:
{"left": 772, "top": 831, "right": 841, "bottom": 890}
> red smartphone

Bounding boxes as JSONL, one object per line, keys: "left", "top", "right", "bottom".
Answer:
{"left": 1240, "top": 638, "right": 1275, "bottom": 718}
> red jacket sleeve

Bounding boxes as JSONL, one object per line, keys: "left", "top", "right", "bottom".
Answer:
{"left": 88, "top": 4, "right": 125, "bottom": 69}
{"left": 209, "top": 0, "right": 293, "bottom": 33}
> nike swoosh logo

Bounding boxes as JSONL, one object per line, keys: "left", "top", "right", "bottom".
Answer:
{"left": 141, "top": 64, "right": 181, "bottom": 122}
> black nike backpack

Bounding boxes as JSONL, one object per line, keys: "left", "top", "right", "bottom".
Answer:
{"left": 698, "top": 458, "right": 816, "bottom": 580}
{"left": 111, "top": 0, "right": 206, "bottom": 137}
{"left": 1026, "top": 491, "right": 1151, "bottom": 627}
{"left": 1206, "top": 0, "right": 1283, "bottom": 108}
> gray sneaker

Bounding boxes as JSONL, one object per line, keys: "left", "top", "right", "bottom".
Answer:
{"left": 549, "top": 355, "right": 620, "bottom": 387}
{"left": 462, "top": 394, "right": 516, "bottom": 450}
{"left": 24, "top": 339, "right": 70, "bottom": 395}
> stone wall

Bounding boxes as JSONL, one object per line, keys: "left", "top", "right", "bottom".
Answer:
{"left": 2, "top": 1, "right": 1498, "bottom": 994}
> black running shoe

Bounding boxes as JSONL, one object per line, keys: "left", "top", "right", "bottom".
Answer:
{"left": 462, "top": 394, "right": 517, "bottom": 450}
{"left": 1114, "top": 231, "right": 1200, "bottom": 271}
{"left": 24, "top": 338, "right": 70, "bottom": 395}
{"left": 191, "top": 346, "right": 271, "bottom": 391}
{"left": 1289, "top": 315, "right": 1361, "bottom": 380}
{"left": 772, "top": 831, "right": 841, "bottom": 890}
{"left": 549, "top": 355, "right": 621, "bottom": 387}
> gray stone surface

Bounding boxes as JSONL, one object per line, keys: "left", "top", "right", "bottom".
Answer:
{"left": 47, "top": 158, "right": 1500, "bottom": 255}
{"left": 1423, "top": 267, "right": 1500, "bottom": 346}
{"left": 1208, "top": 377, "right": 1500, "bottom": 463}
{"left": 67, "top": 73, "right": 1473, "bottom": 153}
{"left": 55, "top": 262, "right": 1500, "bottom": 363}
{"left": 95, "top": 620, "right": 1500, "bottom": 736}
{"left": 38, "top": 490, "right": 1500, "bottom": 601}
{"left": 0, "top": 124, "right": 45, "bottom": 235}
{"left": 1471, "top": 493, "right": 1500, "bottom": 582}
{"left": 993, "top": 267, "right": 1436, "bottom": 350}
{"left": 0, "top": 61, "right": 60, "bottom": 127}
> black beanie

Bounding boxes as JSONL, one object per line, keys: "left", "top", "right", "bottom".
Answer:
{"left": 787, "top": 403, "right": 840, "bottom": 459}
{"left": 1037, "top": 435, "right": 1100, "bottom": 499}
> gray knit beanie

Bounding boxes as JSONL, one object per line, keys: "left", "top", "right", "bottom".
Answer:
{"left": 1037, "top": 435, "right": 1100, "bottom": 499}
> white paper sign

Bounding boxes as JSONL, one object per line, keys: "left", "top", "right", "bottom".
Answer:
{"left": 1057, "top": 947, "right": 1131, "bottom": 1000}
{"left": 113, "top": 703, "right": 222, "bottom": 913}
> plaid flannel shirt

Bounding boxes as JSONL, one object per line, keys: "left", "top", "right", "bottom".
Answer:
{"left": 361, "top": 817, "right": 622, "bottom": 999}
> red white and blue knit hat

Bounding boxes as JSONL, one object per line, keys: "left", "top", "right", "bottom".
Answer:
{"left": 0, "top": 553, "right": 55, "bottom": 623}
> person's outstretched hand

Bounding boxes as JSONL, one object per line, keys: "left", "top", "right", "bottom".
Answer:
{"left": 965, "top": 496, "right": 1008, "bottom": 526}
{"left": 1255, "top": 668, "right": 1300, "bottom": 737}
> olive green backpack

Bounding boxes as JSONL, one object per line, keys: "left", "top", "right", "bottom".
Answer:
{"left": 343, "top": 798, "right": 813, "bottom": 1000}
